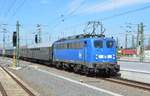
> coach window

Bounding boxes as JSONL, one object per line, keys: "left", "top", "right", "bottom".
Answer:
{"left": 75, "top": 42, "right": 78, "bottom": 49}
{"left": 58, "top": 44, "right": 61, "bottom": 49}
{"left": 56, "top": 44, "right": 58, "bottom": 49}
{"left": 106, "top": 41, "right": 114, "bottom": 48}
{"left": 94, "top": 40, "right": 103, "bottom": 48}
{"left": 61, "top": 44, "right": 63, "bottom": 49}
{"left": 68, "top": 43, "right": 71, "bottom": 49}
{"left": 72, "top": 43, "right": 74, "bottom": 49}
{"left": 64, "top": 43, "right": 66, "bottom": 49}
{"left": 58, "top": 44, "right": 59, "bottom": 49}
{"left": 62, "top": 43, "right": 64, "bottom": 49}
{"left": 64, "top": 43, "right": 67, "bottom": 49}
{"left": 78, "top": 43, "right": 80, "bottom": 48}
{"left": 60, "top": 44, "right": 62, "bottom": 49}
{"left": 59, "top": 44, "right": 61, "bottom": 49}
{"left": 59, "top": 44, "right": 60, "bottom": 49}
{"left": 77, "top": 43, "right": 79, "bottom": 48}
{"left": 70, "top": 43, "right": 72, "bottom": 48}
{"left": 73, "top": 43, "right": 75, "bottom": 49}
{"left": 79, "top": 42, "right": 84, "bottom": 48}
{"left": 55, "top": 44, "right": 57, "bottom": 49}
{"left": 67, "top": 43, "right": 69, "bottom": 49}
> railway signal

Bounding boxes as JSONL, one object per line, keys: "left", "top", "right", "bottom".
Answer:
{"left": 35, "top": 34, "right": 38, "bottom": 43}
{"left": 37, "top": 24, "right": 42, "bottom": 43}
{"left": 12, "top": 21, "right": 20, "bottom": 69}
{"left": 13, "top": 31, "right": 17, "bottom": 47}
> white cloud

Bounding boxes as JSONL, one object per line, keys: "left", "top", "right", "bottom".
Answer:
{"left": 68, "top": 0, "right": 150, "bottom": 15}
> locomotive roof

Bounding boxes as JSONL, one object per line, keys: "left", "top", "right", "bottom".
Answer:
{"left": 55, "top": 33, "right": 112, "bottom": 43}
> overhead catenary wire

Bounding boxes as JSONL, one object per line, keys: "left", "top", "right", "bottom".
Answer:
{"left": 0, "top": 0, "right": 9, "bottom": 19}
{"left": 101, "top": 4, "right": 150, "bottom": 21}
{"left": 4, "top": 0, "right": 17, "bottom": 17}
{"left": 61, "top": 4, "right": 150, "bottom": 34}
{"left": 50, "top": 0, "right": 86, "bottom": 30}
{"left": 66, "top": 0, "right": 86, "bottom": 17}
{"left": 0, "top": 0, "right": 4, "bottom": 17}
{"left": 59, "top": 0, "right": 86, "bottom": 22}
{"left": 2, "top": 1, "right": 150, "bottom": 46}
{"left": 11, "top": 0, "right": 27, "bottom": 17}
{"left": 1, "top": 0, "right": 27, "bottom": 23}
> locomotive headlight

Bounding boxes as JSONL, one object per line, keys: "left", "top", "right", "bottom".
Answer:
{"left": 98, "top": 55, "right": 104, "bottom": 58}
{"left": 112, "top": 54, "right": 116, "bottom": 59}
{"left": 107, "top": 55, "right": 112, "bottom": 58}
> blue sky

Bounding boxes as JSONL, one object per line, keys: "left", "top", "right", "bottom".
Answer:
{"left": 0, "top": 0, "right": 150, "bottom": 48}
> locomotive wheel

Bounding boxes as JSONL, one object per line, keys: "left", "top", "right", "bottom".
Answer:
{"left": 62, "top": 63, "right": 71, "bottom": 71}
{"left": 96, "top": 69, "right": 105, "bottom": 77}
{"left": 73, "top": 65, "right": 78, "bottom": 73}
{"left": 109, "top": 68, "right": 117, "bottom": 76}
{"left": 104, "top": 68, "right": 111, "bottom": 77}
{"left": 85, "top": 70, "right": 90, "bottom": 76}
{"left": 83, "top": 67, "right": 91, "bottom": 76}
{"left": 56, "top": 62, "right": 62, "bottom": 69}
{"left": 73, "top": 65, "right": 81, "bottom": 73}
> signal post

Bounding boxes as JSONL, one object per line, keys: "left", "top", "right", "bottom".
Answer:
{"left": 12, "top": 21, "right": 21, "bottom": 69}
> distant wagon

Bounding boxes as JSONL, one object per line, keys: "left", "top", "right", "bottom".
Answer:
{"left": 121, "top": 49, "right": 137, "bottom": 56}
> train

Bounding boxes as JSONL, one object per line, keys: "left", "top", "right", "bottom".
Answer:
{"left": 0, "top": 34, "right": 120, "bottom": 76}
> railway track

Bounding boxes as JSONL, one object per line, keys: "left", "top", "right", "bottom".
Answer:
{"left": 0, "top": 65, "right": 36, "bottom": 96}
{"left": 1, "top": 57, "right": 150, "bottom": 95}
{"left": 103, "top": 77, "right": 150, "bottom": 91}
{"left": 0, "top": 82, "right": 7, "bottom": 96}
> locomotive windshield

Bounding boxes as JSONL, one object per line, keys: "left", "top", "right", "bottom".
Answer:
{"left": 106, "top": 40, "right": 114, "bottom": 48}
{"left": 94, "top": 40, "right": 103, "bottom": 48}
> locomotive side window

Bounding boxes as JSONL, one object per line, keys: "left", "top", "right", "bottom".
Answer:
{"left": 67, "top": 42, "right": 84, "bottom": 49}
{"left": 55, "top": 41, "right": 84, "bottom": 49}
{"left": 106, "top": 41, "right": 114, "bottom": 48}
{"left": 94, "top": 40, "right": 103, "bottom": 48}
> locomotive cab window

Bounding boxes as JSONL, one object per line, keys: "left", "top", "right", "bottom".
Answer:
{"left": 106, "top": 41, "right": 114, "bottom": 48}
{"left": 94, "top": 40, "right": 103, "bottom": 48}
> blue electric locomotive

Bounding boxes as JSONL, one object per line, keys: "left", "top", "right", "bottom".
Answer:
{"left": 52, "top": 34, "right": 120, "bottom": 75}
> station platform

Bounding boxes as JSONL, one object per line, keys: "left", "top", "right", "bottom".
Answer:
{"left": 119, "top": 56, "right": 150, "bottom": 63}
{"left": 119, "top": 61, "right": 150, "bottom": 84}
{"left": 0, "top": 67, "right": 28, "bottom": 96}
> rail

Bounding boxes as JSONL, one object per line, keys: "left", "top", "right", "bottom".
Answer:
{"left": 0, "top": 82, "right": 7, "bottom": 96}
{"left": 104, "top": 77, "right": 150, "bottom": 91}
{"left": 0, "top": 65, "right": 36, "bottom": 96}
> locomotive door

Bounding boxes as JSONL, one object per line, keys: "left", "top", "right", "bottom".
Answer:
{"left": 83, "top": 41, "right": 87, "bottom": 65}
